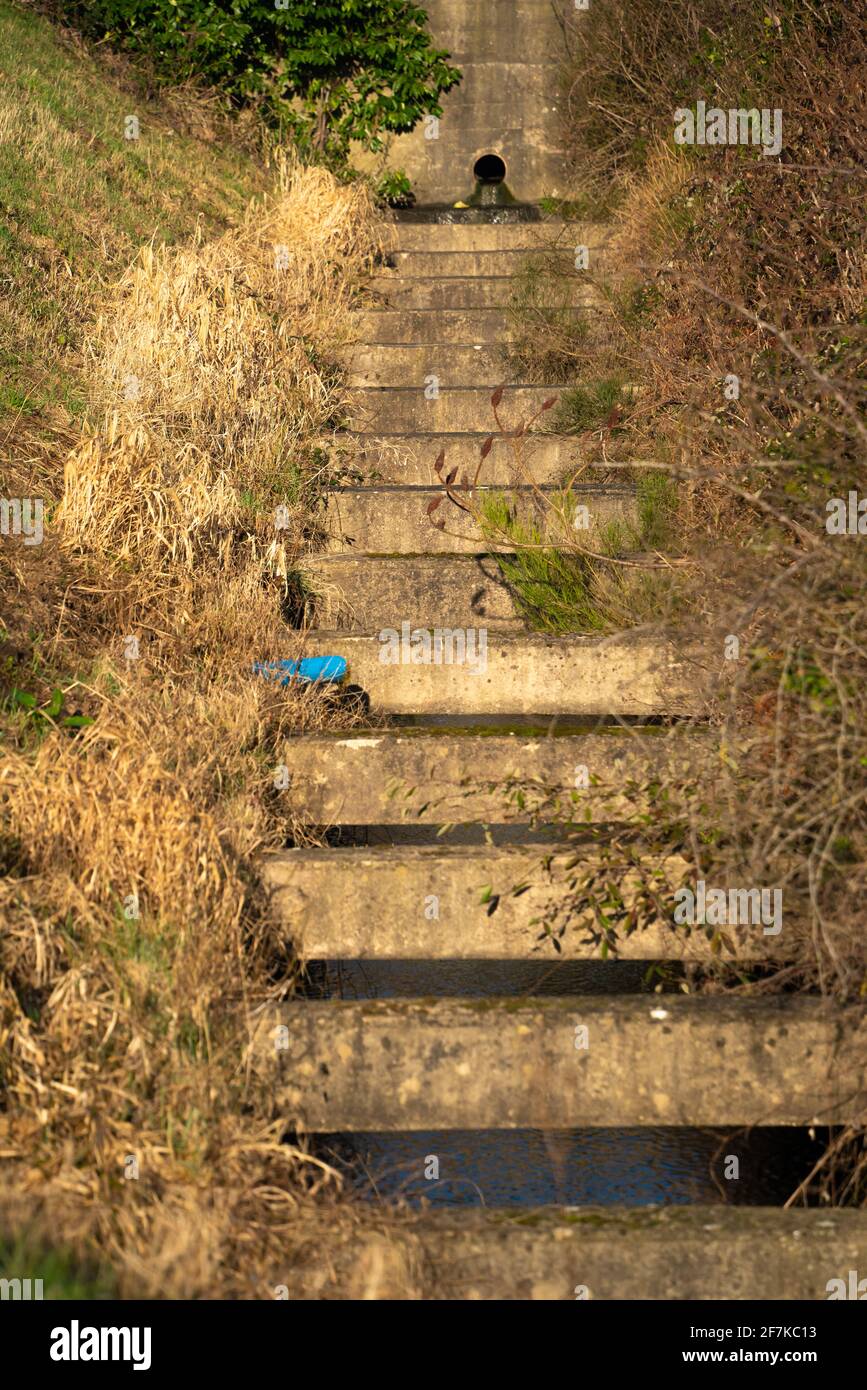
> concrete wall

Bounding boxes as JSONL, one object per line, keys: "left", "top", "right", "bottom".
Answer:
{"left": 355, "top": 0, "right": 566, "bottom": 204}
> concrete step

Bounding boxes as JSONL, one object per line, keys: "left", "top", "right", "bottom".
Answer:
{"left": 368, "top": 276, "right": 593, "bottom": 310}
{"left": 277, "top": 727, "right": 711, "bottom": 825}
{"left": 280, "top": 1206, "right": 867, "bottom": 1301}
{"left": 385, "top": 220, "right": 591, "bottom": 253}
{"left": 348, "top": 344, "right": 522, "bottom": 388}
{"left": 347, "top": 432, "right": 585, "bottom": 486}
{"left": 356, "top": 308, "right": 517, "bottom": 346}
{"left": 302, "top": 554, "right": 522, "bottom": 630}
{"left": 263, "top": 843, "right": 783, "bottom": 961}
{"left": 347, "top": 385, "right": 567, "bottom": 434}
{"left": 289, "top": 632, "right": 709, "bottom": 717}
{"left": 323, "top": 484, "right": 636, "bottom": 554}
{"left": 382, "top": 249, "right": 599, "bottom": 278}
{"left": 258, "top": 996, "right": 867, "bottom": 1130}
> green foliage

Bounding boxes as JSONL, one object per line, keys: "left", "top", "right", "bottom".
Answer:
{"left": 0, "top": 1233, "right": 115, "bottom": 1299}
{"left": 479, "top": 492, "right": 609, "bottom": 634}
{"left": 374, "top": 167, "right": 415, "bottom": 208}
{"left": 636, "top": 469, "right": 678, "bottom": 549}
{"left": 53, "top": 0, "right": 461, "bottom": 161}
{"left": 549, "top": 376, "right": 628, "bottom": 434}
{"left": 479, "top": 471, "right": 681, "bottom": 635}
{"left": 6, "top": 686, "right": 93, "bottom": 732}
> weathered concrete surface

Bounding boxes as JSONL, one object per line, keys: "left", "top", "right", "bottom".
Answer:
{"left": 302, "top": 554, "right": 523, "bottom": 629}
{"left": 417, "top": 9, "right": 563, "bottom": 63}
{"left": 291, "top": 631, "right": 710, "bottom": 716}
{"left": 262, "top": 843, "right": 786, "bottom": 962}
{"left": 356, "top": 308, "right": 518, "bottom": 346}
{"left": 351, "top": 1, "right": 566, "bottom": 202}
{"left": 278, "top": 728, "right": 712, "bottom": 823}
{"left": 383, "top": 220, "right": 586, "bottom": 253}
{"left": 368, "top": 276, "right": 590, "bottom": 310}
{"left": 356, "top": 306, "right": 601, "bottom": 347}
{"left": 348, "top": 344, "right": 523, "bottom": 387}
{"left": 280, "top": 1206, "right": 867, "bottom": 1301}
{"left": 323, "top": 484, "right": 636, "bottom": 553}
{"left": 383, "top": 249, "right": 598, "bottom": 277}
{"left": 345, "top": 431, "right": 585, "bottom": 485}
{"left": 257, "top": 996, "right": 867, "bottom": 1130}
{"left": 347, "top": 384, "right": 567, "bottom": 433}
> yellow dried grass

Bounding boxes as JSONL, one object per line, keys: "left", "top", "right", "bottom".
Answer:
{"left": 0, "top": 155, "right": 380, "bottom": 1288}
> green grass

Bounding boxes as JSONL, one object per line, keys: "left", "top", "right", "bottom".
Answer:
{"left": 0, "top": 0, "right": 269, "bottom": 431}
{"left": 0, "top": 1234, "right": 116, "bottom": 1299}
{"left": 539, "top": 189, "right": 624, "bottom": 220}
{"left": 480, "top": 471, "right": 681, "bottom": 634}
{"left": 636, "top": 468, "right": 678, "bottom": 548}
{"left": 547, "top": 375, "right": 629, "bottom": 433}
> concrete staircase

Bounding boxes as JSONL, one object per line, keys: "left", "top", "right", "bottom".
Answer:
{"left": 258, "top": 218, "right": 867, "bottom": 1298}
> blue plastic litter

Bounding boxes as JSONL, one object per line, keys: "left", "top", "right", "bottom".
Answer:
{"left": 252, "top": 656, "right": 347, "bottom": 687}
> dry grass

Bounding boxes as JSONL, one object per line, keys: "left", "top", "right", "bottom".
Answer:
{"left": 0, "top": 0, "right": 274, "bottom": 429}
{"left": 1, "top": 23, "right": 383, "bottom": 1284}
{"left": 495, "top": 0, "right": 867, "bottom": 1201}
{"left": 58, "top": 158, "right": 378, "bottom": 612}
{"left": 465, "top": 8, "right": 867, "bottom": 1212}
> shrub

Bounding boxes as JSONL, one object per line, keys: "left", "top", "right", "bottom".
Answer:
{"left": 50, "top": 0, "right": 461, "bottom": 161}
{"left": 548, "top": 0, "right": 867, "bottom": 1019}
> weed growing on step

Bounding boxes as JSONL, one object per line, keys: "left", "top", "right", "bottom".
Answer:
{"left": 504, "top": 255, "right": 593, "bottom": 383}
{"left": 477, "top": 480, "right": 682, "bottom": 635}
{"left": 546, "top": 376, "right": 630, "bottom": 435}
{"left": 426, "top": 393, "right": 684, "bottom": 634}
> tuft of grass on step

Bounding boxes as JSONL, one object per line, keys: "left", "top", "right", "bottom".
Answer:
{"left": 547, "top": 375, "right": 629, "bottom": 434}
{"left": 479, "top": 471, "right": 682, "bottom": 634}
{"left": 539, "top": 189, "right": 624, "bottom": 220}
{"left": 635, "top": 468, "right": 678, "bottom": 549}
{"left": 504, "top": 257, "right": 591, "bottom": 383}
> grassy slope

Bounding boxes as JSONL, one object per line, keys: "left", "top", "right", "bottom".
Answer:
{"left": 0, "top": 0, "right": 269, "bottom": 424}
{"left": 0, "top": 0, "right": 265, "bottom": 1299}
{"left": 0, "top": 3, "right": 381, "bottom": 1295}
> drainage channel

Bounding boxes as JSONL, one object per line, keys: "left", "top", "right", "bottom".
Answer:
{"left": 304, "top": 953, "right": 826, "bottom": 1208}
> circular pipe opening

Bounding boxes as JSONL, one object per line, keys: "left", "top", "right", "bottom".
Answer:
{"left": 473, "top": 153, "right": 506, "bottom": 185}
